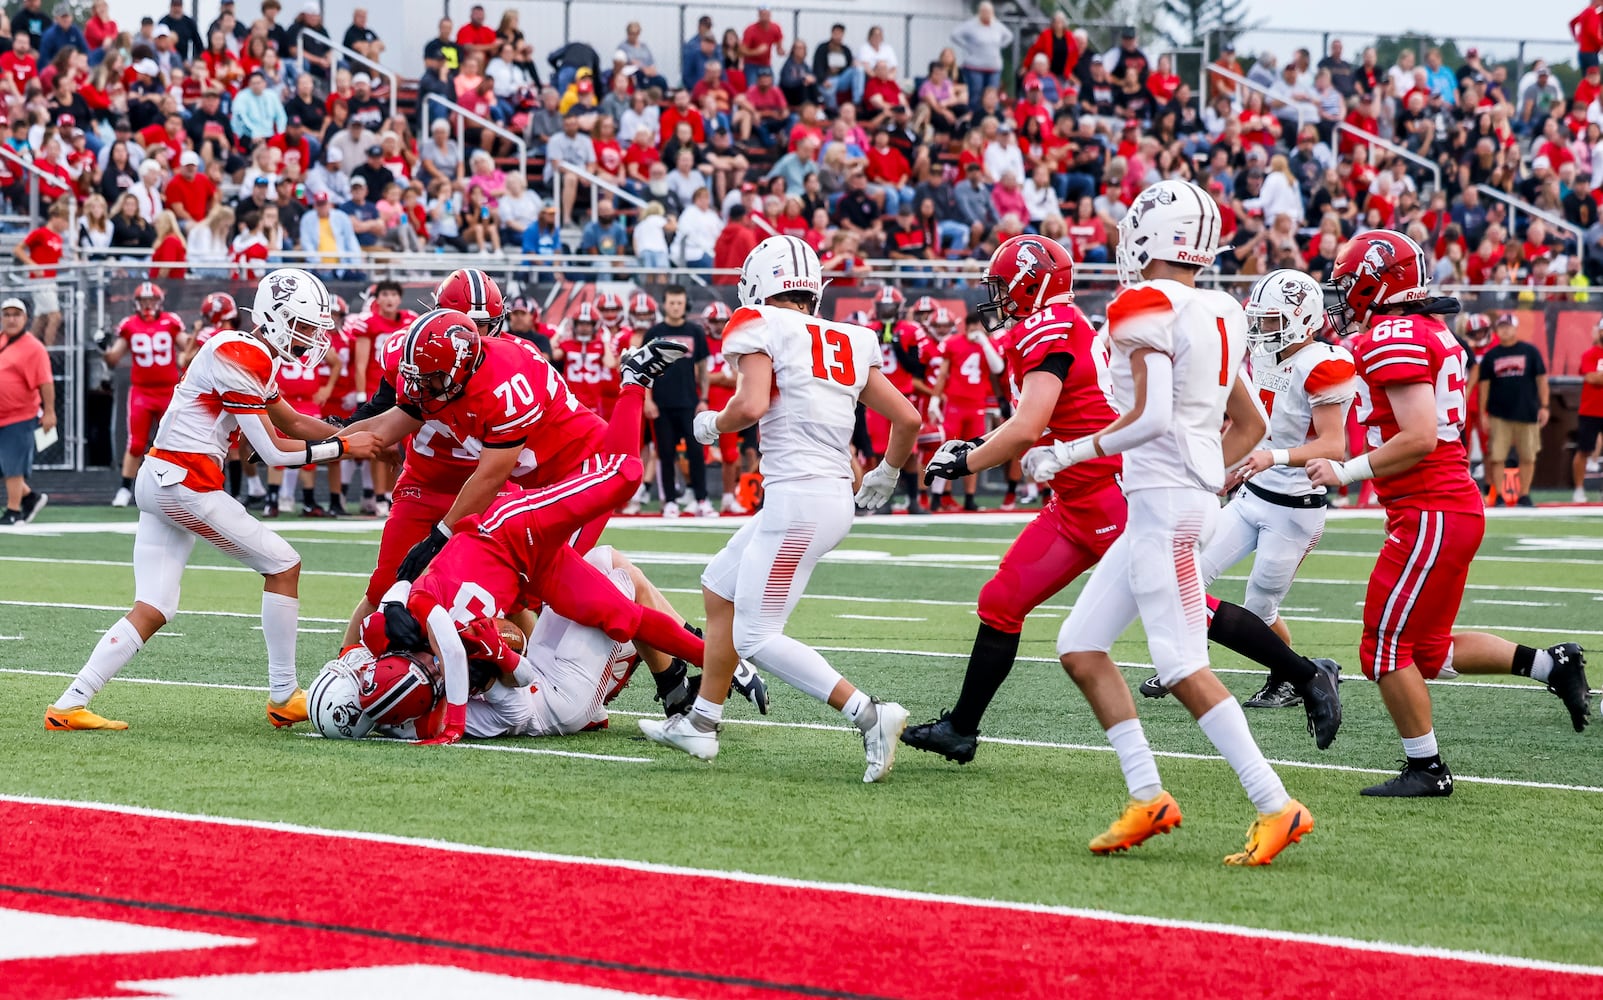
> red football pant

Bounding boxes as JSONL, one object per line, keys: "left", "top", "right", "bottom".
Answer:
{"left": 570, "top": 383, "right": 646, "bottom": 553}
{"left": 1360, "top": 508, "right": 1484, "bottom": 680}
{"left": 126, "top": 388, "right": 173, "bottom": 457}
{"left": 944, "top": 404, "right": 987, "bottom": 443}
{"left": 364, "top": 481, "right": 455, "bottom": 605}
{"left": 978, "top": 482, "right": 1127, "bottom": 632}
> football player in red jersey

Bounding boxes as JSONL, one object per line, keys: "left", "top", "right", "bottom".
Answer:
{"left": 702, "top": 301, "right": 756, "bottom": 514}
{"left": 434, "top": 266, "right": 508, "bottom": 337}
{"left": 551, "top": 302, "right": 619, "bottom": 415}
{"left": 1310, "top": 231, "right": 1592, "bottom": 797}
{"left": 869, "top": 285, "right": 940, "bottom": 512}
{"left": 929, "top": 306, "right": 1002, "bottom": 511}
{"left": 102, "top": 282, "right": 189, "bottom": 508}
{"left": 347, "top": 279, "right": 418, "bottom": 515}
{"left": 628, "top": 290, "right": 659, "bottom": 332}
{"left": 319, "top": 295, "right": 357, "bottom": 515}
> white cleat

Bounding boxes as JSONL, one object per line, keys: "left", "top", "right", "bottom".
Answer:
{"left": 861, "top": 699, "right": 909, "bottom": 783}
{"left": 721, "top": 497, "right": 748, "bottom": 516}
{"left": 638, "top": 713, "right": 719, "bottom": 760}
{"left": 110, "top": 486, "right": 132, "bottom": 508}
{"left": 1574, "top": 487, "right": 1590, "bottom": 504}
{"left": 694, "top": 498, "right": 717, "bottom": 518}
{"left": 660, "top": 500, "right": 680, "bottom": 519}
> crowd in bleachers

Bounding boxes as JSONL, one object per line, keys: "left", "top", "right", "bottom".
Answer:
{"left": 0, "top": 0, "right": 1601, "bottom": 292}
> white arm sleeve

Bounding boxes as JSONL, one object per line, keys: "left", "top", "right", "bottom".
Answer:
{"left": 978, "top": 334, "right": 1005, "bottom": 374}
{"left": 1095, "top": 352, "right": 1174, "bottom": 456}
{"left": 427, "top": 604, "right": 470, "bottom": 707}
{"left": 236, "top": 412, "right": 313, "bottom": 468}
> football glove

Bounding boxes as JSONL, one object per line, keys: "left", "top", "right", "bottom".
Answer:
{"left": 381, "top": 600, "right": 428, "bottom": 652}
{"left": 414, "top": 702, "right": 465, "bottom": 745}
{"left": 396, "top": 521, "right": 450, "bottom": 582}
{"left": 1021, "top": 437, "right": 1098, "bottom": 483}
{"left": 460, "top": 617, "right": 521, "bottom": 673}
{"left": 923, "top": 438, "right": 981, "bottom": 486}
{"left": 854, "top": 459, "right": 900, "bottom": 509}
{"left": 692, "top": 409, "right": 722, "bottom": 445}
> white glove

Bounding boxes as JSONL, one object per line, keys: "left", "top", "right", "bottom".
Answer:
{"left": 692, "top": 409, "right": 722, "bottom": 445}
{"left": 854, "top": 460, "right": 900, "bottom": 509}
{"left": 1021, "top": 437, "right": 1097, "bottom": 482}
{"left": 926, "top": 395, "right": 944, "bottom": 426}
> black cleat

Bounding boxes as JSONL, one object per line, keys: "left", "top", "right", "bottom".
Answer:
{"left": 900, "top": 711, "right": 979, "bottom": 763}
{"left": 1299, "top": 658, "right": 1343, "bottom": 751}
{"left": 732, "top": 661, "right": 770, "bottom": 714}
{"left": 1244, "top": 678, "right": 1302, "bottom": 709}
{"left": 1361, "top": 760, "right": 1454, "bottom": 797}
{"left": 1544, "top": 643, "right": 1592, "bottom": 732}
{"left": 1138, "top": 674, "right": 1169, "bottom": 699}
{"left": 655, "top": 661, "right": 700, "bottom": 717}
{"left": 620, "top": 340, "right": 690, "bottom": 388}
{"left": 19, "top": 490, "right": 47, "bottom": 523}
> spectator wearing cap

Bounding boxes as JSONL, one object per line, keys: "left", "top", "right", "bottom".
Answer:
{"left": 157, "top": 0, "right": 202, "bottom": 61}
{"left": 1518, "top": 62, "right": 1564, "bottom": 134}
{"left": 1479, "top": 313, "right": 1549, "bottom": 506}
{"left": 741, "top": 5, "right": 783, "bottom": 69}
{"left": 300, "top": 189, "right": 363, "bottom": 280}
{"left": 682, "top": 14, "right": 715, "bottom": 89}
{"left": 339, "top": 174, "right": 383, "bottom": 247}
{"left": 38, "top": 4, "right": 87, "bottom": 67}
{"left": 284, "top": 1, "right": 330, "bottom": 73}
{"left": 739, "top": 65, "right": 790, "bottom": 147}
{"left": 950, "top": 1, "right": 1012, "bottom": 114}
{"left": 347, "top": 72, "right": 385, "bottom": 132}
{"left": 13, "top": 0, "right": 49, "bottom": 49}
{"left": 1575, "top": 0, "right": 1603, "bottom": 72}
{"left": 185, "top": 87, "right": 234, "bottom": 157}
{"left": 305, "top": 145, "right": 351, "bottom": 203}
{"left": 351, "top": 143, "right": 394, "bottom": 199}
{"left": 164, "top": 150, "right": 217, "bottom": 229}
{"left": 1106, "top": 25, "right": 1148, "bottom": 84}
{"left": 232, "top": 70, "right": 286, "bottom": 142}
{"left": 0, "top": 297, "right": 53, "bottom": 526}
{"left": 267, "top": 115, "right": 313, "bottom": 175}
{"left": 505, "top": 298, "right": 552, "bottom": 359}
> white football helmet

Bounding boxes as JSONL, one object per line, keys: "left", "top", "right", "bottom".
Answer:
{"left": 307, "top": 655, "right": 376, "bottom": 741}
{"left": 1116, "top": 179, "right": 1224, "bottom": 286}
{"left": 252, "top": 267, "right": 334, "bottom": 367}
{"left": 1246, "top": 269, "right": 1325, "bottom": 356}
{"left": 738, "top": 234, "right": 824, "bottom": 310}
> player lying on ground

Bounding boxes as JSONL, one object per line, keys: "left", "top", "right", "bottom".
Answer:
{"left": 311, "top": 545, "right": 767, "bottom": 740}
{"left": 1138, "top": 269, "right": 1351, "bottom": 714}
{"left": 1310, "top": 231, "right": 1592, "bottom": 797}
{"left": 905, "top": 240, "right": 1342, "bottom": 767}
{"left": 46, "top": 269, "right": 387, "bottom": 732}
{"left": 639, "top": 235, "right": 922, "bottom": 782}
{"left": 1024, "top": 180, "right": 1313, "bottom": 865}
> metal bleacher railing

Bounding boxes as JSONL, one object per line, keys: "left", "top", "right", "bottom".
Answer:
{"left": 294, "top": 28, "right": 400, "bottom": 123}
{"left": 420, "top": 94, "right": 529, "bottom": 183}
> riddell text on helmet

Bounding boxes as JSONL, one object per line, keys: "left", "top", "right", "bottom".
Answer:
{"left": 1174, "top": 250, "right": 1213, "bottom": 264}
{"left": 782, "top": 279, "right": 817, "bottom": 290}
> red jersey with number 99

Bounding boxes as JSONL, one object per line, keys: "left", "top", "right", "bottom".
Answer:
{"left": 117, "top": 312, "right": 185, "bottom": 390}
{"left": 1004, "top": 302, "right": 1122, "bottom": 499}
{"left": 1351, "top": 313, "right": 1482, "bottom": 514}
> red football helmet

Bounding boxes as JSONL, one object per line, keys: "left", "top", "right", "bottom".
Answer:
{"left": 701, "top": 301, "right": 732, "bottom": 331}
{"left": 307, "top": 648, "right": 442, "bottom": 741}
{"left": 596, "top": 292, "right": 626, "bottom": 328}
{"left": 433, "top": 268, "right": 506, "bottom": 336}
{"left": 1462, "top": 312, "right": 1493, "bottom": 348}
{"left": 396, "top": 309, "right": 484, "bottom": 413}
{"left": 979, "top": 235, "right": 1076, "bottom": 331}
{"left": 928, "top": 307, "right": 957, "bottom": 337}
{"left": 873, "top": 285, "right": 905, "bottom": 322}
{"left": 508, "top": 296, "right": 540, "bottom": 323}
{"left": 133, "top": 281, "right": 164, "bottom": 320}
{"left": 628, "top": 291, "right": 658, "bottom": 327}
{"left": 199, "top": 291, "right": 237, "bottom": 327}
{"left": 1325, "top": 231, "right": 1429, "bottom": 331}
{"left": 330, "top": 294, "right": 349, "bottom": 320}
{"left": 570, "top": 301, "right": 599, "bottom": 339}
{"left": 910, "top": 295, "right": 938, "bottom": 321}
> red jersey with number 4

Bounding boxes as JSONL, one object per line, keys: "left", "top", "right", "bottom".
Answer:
{"left": 706, "top": 333, "right": 735, "bottom": 409}
{"left": 555, "top": 335, "right": 617, "bottom": 414}
{"left": 1005, "top": 302, "right": 1122, "bottom": 499}
{"left": 118, "top": 312, "right": 185, "bottom": 390}
{"left": 940, "top": 333, "right": 993, "bottom": 408}
{"left": 1351, "top": 314, "right": 1482, "bottom": 514}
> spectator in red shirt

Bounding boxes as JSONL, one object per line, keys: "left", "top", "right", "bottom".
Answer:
{"left": 1574, "top": 0, "right": 1603, "bottom": 71}
{"left": 11, "top": 202, "right": 69, "bottom": 343}
{"left": 1013, "top": 74, "right": 1054, "bottom": 134}
{"left": 1146, "top": 53, "right": 1180, "bottom": 102}
{"left": 138, "top": 113, "right": 187, "bottom": 163}
{"left": 741, "top": 6, "right": 783, "bottom": 69}
{"left": 164, "top": 151, "right": 217, "bottom": 227}
{"left": 456, "top": 4, "right": 498, "bottom": 66}
{"left": 711, "top": 203, "right": 760, "bottom": 283}
{"left": 736, "top": 66, "right": 789, "bottom": 146}
{"left": 0, "top": 33, "right": 38, "bottom": 90}
{"left": 148, "top": 210, "right": 187, "bottom": 278}
{"left": 862, "top": 60, "right": 904, "bottom": 126}
{"left": 1022, "top": 11, "right": 1078, "bottom": 85}
{"left": 865, "top": 127, "right": 913, "bottom": 212}
{"left": 659, "top": 89, "right": 706, "bottom": 144}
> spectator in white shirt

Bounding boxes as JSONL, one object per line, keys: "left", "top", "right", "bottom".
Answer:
{"left": 633, "top": 200, "right": 671, "bottom": 270}
{"left": 496, "top": 171, "right": 542, "bottom": 245}
{"left": 132, "top": 161, "right": 165, "bottom": 222}
{"left": 1022, "top": 163, "right": 1057, "bottom": 224}
{"left": 673, "top": 186, "right": 723, "bottom": 267}
{"left": 984, "top": 125, "right": 1026, "bottom": 185}
{"left": 855, "top": 25, "right": 897, "bottom": 73}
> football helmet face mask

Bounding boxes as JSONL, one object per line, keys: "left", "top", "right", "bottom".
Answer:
{"left": 629, "top": 291, "right": 658, "bottom": 329}
{"left": 1246, "top": 269, "right": 1325, "bottom": 356}
{"left": 330, "top": 294, "right": 349, "bottom": 325}
{"left": 596, "top": 292, "right": 626, "bottom": 329}
{"left": 873, "top": 284, "right": 905, "bottom": 322}
{"left": 308, "top": 648, "right": 443, "bottom": 740}
{"left": 133, "top": 281, "right": 164, "bottom": 320}
{"left": 1115, "top": 179, "right": 1223, "bottom": 286}
{"left": 570, "top": 301, "right": 598, "bottom": 341}
{"left": 910, "top": 294, "right": 937, "bottom": 326}
{"left": 928, "top": 306, "right": 957, "bottom": 338}
{"left": 252, "top": 267, "right": 333, "bottom": 368}
{"left": 739, "top": 235, "right": 824, "bottom": 311}
{"left": 433, "top": 268, "right": 506, "bottom": 337}
{"left": 397, "top": 308, "right": 484, "bottom": 414}
{"left": 979, "top": 234, "right": 1076, "bottom": 331}
{"left": 1324, "top": 230, "right": 1429, "bottom": 332}
{"left": 1462, "top": 312, "right": 1493, "bottom": 349}
{"left": 701, "top": 300, "right": 732, "bottom": 337}
{"left": 199, "top": 291, "right": 237, "bottom": 327}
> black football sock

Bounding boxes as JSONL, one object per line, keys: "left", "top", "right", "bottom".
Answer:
{"left": 1510, "top": 644, "right": 1539, "bottom": 677}
{"left": 652, "top": 658, "right": 687, "bottom": 698}
{"left": 362, "top": 487, "right": 375, "bottom": 500}
{"left": 949, "top": 623, "right": 1022, "bottom": 734}
{"left": 898, "top": 470, "right": 918, "bottom": 502}
{"left": 1207, "top": 600, "right": 1315, "bottom": 687}
{"left": 120, "top": 476, "right": 133, "bottom": 490}
{"left": 301, "top": 487, "right": 316, "bottom": 508}
{"left": 227, "top": 459, "right": 242, "bottom": 497}
{"left": 1006, "top": 478, "right": 1019, "bottom": 494}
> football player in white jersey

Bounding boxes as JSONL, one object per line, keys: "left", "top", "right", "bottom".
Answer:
{"left": 638, "top": 235, "right": 922, "bottom": 782}
{"left": 1138, "top": 269, "right": 1352, "bottom": 719}
{"left": 1024, "top": 180, "right": 1313, "bottom": 865}
{"left": 45, "top": 270, "right": 387, "bottom": 732}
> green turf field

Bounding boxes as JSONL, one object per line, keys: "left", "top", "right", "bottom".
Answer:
{"left": 2, "top": 508, "right": 1600, "bottom": 965}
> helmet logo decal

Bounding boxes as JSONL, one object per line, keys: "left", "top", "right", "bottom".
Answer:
{"left": 1280, "top": 278, "right": 1308, "bottom": 311}
{"left": 1360, "top": 239, "right": 1396, "bottom": 276}
{"left": 1009, "top": 240, "right": 1045, "bottom": 293}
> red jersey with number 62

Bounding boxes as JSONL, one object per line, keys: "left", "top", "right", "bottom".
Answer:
{"left": 1005, "top": 302, "right": 1121, "bottom": 499}
{"left": 1351, "top": 314, "right": 1482, "bottom": 514}
{"left": 118, "top": 312, "right": 185, "bottom": 391}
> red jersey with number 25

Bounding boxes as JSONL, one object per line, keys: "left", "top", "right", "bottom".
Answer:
{"left": 555, "top": 335, "right": 616, "bottom": 413}
{"left": 1005, "top": 302, "right": 1121, "bottom": 499}
{"left": 118, "top": 312, "right": 185, "bottom": 390}
{"left": 1351, "top": 314, "right": 1482, "bottom": 515}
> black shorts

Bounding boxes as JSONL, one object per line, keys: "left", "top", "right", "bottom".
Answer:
{"left": 1577, "top": 415, "right": 1603, "bottom": 455}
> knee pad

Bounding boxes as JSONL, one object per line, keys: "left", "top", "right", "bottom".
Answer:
{"left": 1153, "top": 658, "right": 1206, "bottom": 689}
{"left": 731, "top": 616, "right": 780, "bottom": 662}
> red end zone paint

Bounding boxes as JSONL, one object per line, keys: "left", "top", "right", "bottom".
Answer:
{"left": 1, "top": 801, "right": 1598, "bottom": 1000}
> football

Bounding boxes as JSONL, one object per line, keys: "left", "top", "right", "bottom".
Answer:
{"left": 492, "top": 616, "right": 527, "bottom": 654}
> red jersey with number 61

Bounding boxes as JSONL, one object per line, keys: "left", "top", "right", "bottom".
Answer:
{"left": 1005, "top": 302, "right": 1122, "bottom": 499}
{"left": 1351, "top": 313, "right": 1482, "bottom": 514}
{"left": 118, "top": 312, "right": 185, "bottom": 391}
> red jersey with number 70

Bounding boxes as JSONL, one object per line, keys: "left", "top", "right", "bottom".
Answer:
{"left": 1004, "top": 301, "right": 1122, "bottom": 500}
{"left": 1350, "top": 313, "right": 1483, "bottom": 515}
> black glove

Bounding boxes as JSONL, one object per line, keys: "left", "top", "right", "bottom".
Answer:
{"left": 94, "top": 328, "right": 114, "bottom": 352}
{"left": 923, "top": 439, "right": 977, "bottom": 486}
{"left": 381, "top": 601, "right": 427, "bottom": 652}
{"left": 396, "top": 523, "right": 450, "bottom": 582}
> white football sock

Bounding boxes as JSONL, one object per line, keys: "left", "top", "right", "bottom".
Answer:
{"left": 1105, "top": 718, "right": 1163, "bottom": 801}
{"left": 1197, "top": 699, "right": 1290, "bottom": 814}
{"left": 261, "top": 592, "right": 300, "bottom": 702}
{"left": 362, "top": 462, "right": 375, "bottom": 491}
{"left": 841, "top": 688, "right": 878, "bottom": 733}
{"left": 245, "top": 474, "right": 266, "bottom": 498}
{"left": 1402, "top": 730, "right": 1439, "bottom": 760}
{"left": 57, "top": 618, "right": 144, "bottom": 709}
{"left": 688, "top": 695, "right": 723, "bottom": 732}
{"left": 1530, "top": 648, "right": 1555, "bottom": 683}
{"left": 745, "top": 635, "right": 843, "bottom": 704}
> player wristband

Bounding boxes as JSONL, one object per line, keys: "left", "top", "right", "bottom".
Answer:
{"left": 1271, "top": 449, "right": 1291, "bottom": 467}
{"left": 1066, "top": 437, "right": 1100, "bottom": 465}
{"left": 434, "top": 520, "right": 453, "bottom": 539}
{"left": 305, "top": 437, "right": 345, "bottom": 464}
{"left": 1336, "top": 454, "right": 1375, "bottom": 485}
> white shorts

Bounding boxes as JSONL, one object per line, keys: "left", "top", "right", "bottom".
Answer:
{"left": 700, "top": 480, "right": 854, "bottom": 658}
{"left": 464, "top": 546, "right": 638, "bottom": 738}
{"left": 31, "top": 285, "right": 58, "bottom": 316}
{"left": 132, "top": 459, "right": 300, "bottom": 620}
{"left": 1197, "top": 488, "right": 1326, "bottom": 625}
{"left": 1057, "top": 487, "right": 1219, "bottom": 687}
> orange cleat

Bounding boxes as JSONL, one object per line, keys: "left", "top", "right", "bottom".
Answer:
{"left": 44, "top": 705, "right": 128, "bottom": 731}
{"left": 1089, "top": 791, "right": 1182, "bottom": 854}
{"left": 1225, "top": 798, "right": 1314, "bottom": 866}
{"left": 267, "top": 688, "right": 309, "bottom": 728}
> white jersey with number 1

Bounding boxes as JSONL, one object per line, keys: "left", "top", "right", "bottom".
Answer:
{"left": 719, "top": 305, "right": 881, "bottom": 485}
